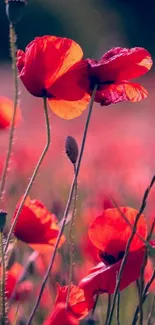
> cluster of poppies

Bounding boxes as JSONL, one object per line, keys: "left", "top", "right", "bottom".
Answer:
{"left": 3, "top": 34, "right": 154, "bottom": 324}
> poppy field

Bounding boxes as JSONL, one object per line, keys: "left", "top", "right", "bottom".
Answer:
{"left": 1, "top": 1, "right": 155, "bottom": 324}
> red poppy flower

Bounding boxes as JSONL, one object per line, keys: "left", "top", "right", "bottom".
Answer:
{"left": 43, "top": 283, "right": 94, "bottom": 325}
{"left": 0, "top": 96, "right": 21, "bottom": 129}
{"left": 17, "top": 36, "right": 90, "bottom": 119}
{"left": 79, "top": 207, "right": 147, "bottom": 296}
{"left": 13, "top": 196, "right": 65, "bottom": 252}
{"left": 87, "top": 47, "right": 152, "bottom": 105}
{"left": 5, "top": 262, "right": 33, "bottom": 301}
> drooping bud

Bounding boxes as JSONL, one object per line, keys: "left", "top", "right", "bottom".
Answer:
{"left": 65, "top": 136, "right": 79, "bottom": 164}
{"left": 0, "top": 210, "right": 7, "bottom": 230}
{"left": 5, "top": 0, "right": 27, "bottom": 25}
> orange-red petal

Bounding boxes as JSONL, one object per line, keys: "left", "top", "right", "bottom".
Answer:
{"left": 13, "top": 196, "right": 65, "bottom": 252}
{"left": 87, "top": 47, "right": 152, "bottom": 83}
{"left": 95, "top": 82, "right": 148, "bottom": 105}
{"left": 48, "top": 93, "right": 90, "bottom": 120}
{"left": 56, "top": 284, "right": 94, "bottom": 319}
{"left": 89, "top": 207, "right": 147, "bottom": 259}
{"left": 17, "top": 36, "right": 84, "bottom": 97}
{"left": 79, "top": 248, "right": 145, "bottom": 296}
{"left": 0, "top": 97, "right": 21, "bottom": 129}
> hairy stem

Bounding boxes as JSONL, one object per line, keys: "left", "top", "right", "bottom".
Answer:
{"left": 0, "top": 24, "right": 18, "bottom": 203}
{"left": 0, "top": 230, "right": 6, "bottom": 325}
{"left": 66, "top": 163, "right": 77, "bottom": 308}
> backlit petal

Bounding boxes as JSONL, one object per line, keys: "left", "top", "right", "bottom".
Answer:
{"left": 95, "top": 82, "right": 148, "bottom": 105}
{"left": 17, "top": 36, "right": 83, "bottom": 97}
{"left": 87, "top": 47, "right": 152, "bottom": 83}
{"left": 48, "top": 93, "right": 90, "bottom": 120}
{"left": 89, "top": 207, "right": 147, "bottom": 258}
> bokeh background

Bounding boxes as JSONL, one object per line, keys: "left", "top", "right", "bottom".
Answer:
{"left": 1, "top": 1, "right": 155, "bottom": 324}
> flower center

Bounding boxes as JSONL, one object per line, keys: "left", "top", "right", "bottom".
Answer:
{"left": 99, "top": 250, "right": 125, "bottom": 265}
{"left": 89, "top": 76, "right": 114, "bottom": 91}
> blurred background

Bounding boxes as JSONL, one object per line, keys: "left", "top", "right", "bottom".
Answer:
{"left": 1, "top": 1, "right": 155, "bottom": 324}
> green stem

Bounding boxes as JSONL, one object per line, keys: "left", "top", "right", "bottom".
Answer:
{"left": 4, "top": 97, "right": 50, "bottom": 253}
{"left": 26, "top": 85, "right": 97, "bottom": 325}
{"left": 0, "top": 24, "right": 18, "bottom": 203}
{"left": 66, "top": 163, "right": 77, "bottom": 308}
{"left": 104, "top": 294, "right": 111, "bottom": 325}
{"left": 0, "top": 230, "right": 6, "bottom": 325}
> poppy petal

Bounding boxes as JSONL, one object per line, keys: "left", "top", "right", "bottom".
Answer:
{"left": 79, "top": 248, "right": 145, "bottom": 296}
{"left": 87, "top": 47, "right": 152, "bottom": 83}
{"left": 95, "top": 82, "right": 148, "bottom": 105}
{"left": 17, "top": 36, "right": 83, "bottom": 97}
{"left": 50, "top": 61, "right": 89, "bottom": 101}
{"left": 13, "top": 196, "right": 65, "bottom": 253}
{"left": 89, "top": 207, "right": 147, "bottom": 259}
{"left": 48, "top": 93, "right": 90, "bottom": 120}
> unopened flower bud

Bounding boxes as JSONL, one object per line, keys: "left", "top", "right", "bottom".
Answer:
{"left": 65, "top": 136, "right": 79, "bottom": 164}
{"left": 0, "top": 210, "right": 7, "bottom": 230}
{"left": 6, "top": 0, "right": 27, "bottom": 25}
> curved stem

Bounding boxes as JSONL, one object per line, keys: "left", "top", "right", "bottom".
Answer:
{"left": 0, "top": 230, "right": 6, "bottom": 325}
{"left": 4, "top": 97, "right": 50, "bottom": 253}
{"left": 26, "top": 85, "right": 97, "bottom": 325}
{"left": 0, "top": 24, "right": 18, "bottom": 203}
{"left": 66, "top": 163, "right": 77, "bottom": 308}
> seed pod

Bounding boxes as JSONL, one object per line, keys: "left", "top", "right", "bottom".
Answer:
{"left": 65, "top": 136, "right": 79, "bottom": 164}
{"left": 0, "top": 210, "right": 7, "bottom": 230}
{"left": 6, "top": 0, "right": 27, "bottom": 24}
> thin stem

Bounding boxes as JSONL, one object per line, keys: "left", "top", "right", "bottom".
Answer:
{"left": 116, "top": 292, "right": 121, "bottom": 325}
{"left": 132, "top": 218, "right": 155, "bottom": 325}
{"left": 106, "top": 175, "right": 155, "bottom": 325}
{"left": 104, "top": 294, "right": 111, "bottom": 325}
{"left": 146, "top": 294, "right": 155, "bottom": 325}
{"left": 66, "top": 163, "right": 77, "bottom": 308}
{"left": 0, "top": 230, "right": 6, "bottom": 325}
{"left": 4, "top": 97, "right": 50, "bottom": 253}
{"left": 0, "top": 24, "right": 18, "bottom": 203}
{"left": 26, "top": 85, "right": 97, "bottom": 325}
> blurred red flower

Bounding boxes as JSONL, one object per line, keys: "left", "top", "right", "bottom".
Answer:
{"left": 13, "top": 196, "right": 65, "bottom": 252}
{"left": 0, "top": 96, "right": 21, "bottom": 129}
{"left": 17, "top": 36, "right": 90, "bottom": 119}
{"left": 87, "top": 47, "right": 152, "bottom": 105}
{"left": 79, "top": 207, "right": 147, "bottom": 296}
{"left": 43, "top": 283, "right": 94, "bottom": 325}
{"left": 5, "top": 262, "right": 33, "bottom": 301}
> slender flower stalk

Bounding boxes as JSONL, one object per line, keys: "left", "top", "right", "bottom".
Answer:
{"left": 0, "top": 24, "right": 18, "bottom": 203}
{"left": 116, "top": 292, "right": 121, "bottom": 325}
{"left": 4, "top": 97, "right": 51, "bottom": 253}
{"left": 26, "top": 85, "right": 97, "bottom": 325}
{"left": 0, "top": 230, "right": 6, "bottom": 325}
{"left": 106, "top": 175, "right": 155, "bottom": 325}
{"left": 146, "top": 294, "right": 155, "bottom": 325}
{"left": 104, "top": 294, "right": 111, "bottom": 325}
{"left": 66, "top": 163, "right": 78, "bottom": 308}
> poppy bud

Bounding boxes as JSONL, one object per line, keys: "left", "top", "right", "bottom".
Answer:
{"left": 0, "top": 210, "right": 7, "bottom": 230}
{"left": 5, "top": 0, "right": 27, "bottom": 25}
{"left": 65, "top": 136, "right": 79, "bottom": 164}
